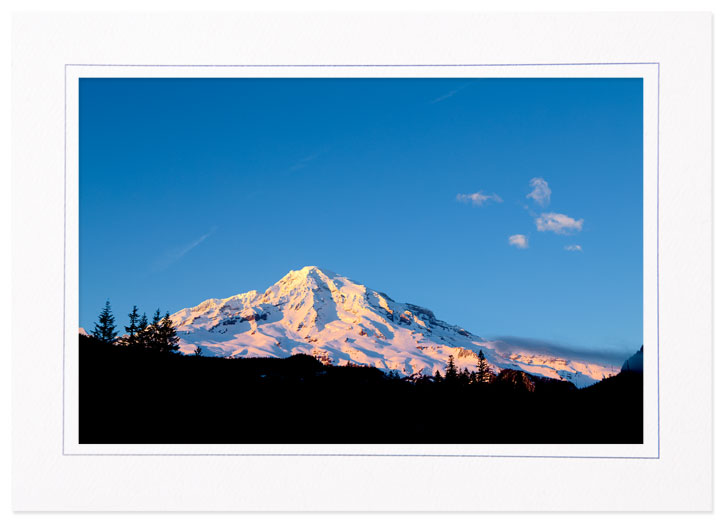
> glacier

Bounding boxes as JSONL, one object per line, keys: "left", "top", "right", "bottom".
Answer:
{"left": 168, "top": 266, "right": 619, "bottom": 387}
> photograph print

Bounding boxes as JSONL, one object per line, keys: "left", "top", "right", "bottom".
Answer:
{"left": 78, "top": 77, "right": 644, "bottom": 445}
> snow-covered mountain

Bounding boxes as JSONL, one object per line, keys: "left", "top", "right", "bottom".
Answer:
{"left": 170, "top": 266, "right": 618, "bottom": 387}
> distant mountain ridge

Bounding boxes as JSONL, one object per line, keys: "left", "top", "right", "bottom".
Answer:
{"left": 168, "top": 266, "right": 621, "bottom": 387}
{"left": 621, "top": 346, "right": 644, "bottom": 373}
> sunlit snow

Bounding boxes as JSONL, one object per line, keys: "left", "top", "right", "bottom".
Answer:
{"left": 169, "top": 266, "right": 616, "bottom": 386}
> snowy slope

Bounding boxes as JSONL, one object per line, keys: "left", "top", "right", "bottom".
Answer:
{"left": 170, "top": 266, "right": 617, "bottom": 387}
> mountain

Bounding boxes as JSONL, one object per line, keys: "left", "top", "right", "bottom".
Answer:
{"left": 169, "top": 266, "right": 618, "bottom": 387}
{"left": 620, "top": 346, "right": 644, "bottom": 373}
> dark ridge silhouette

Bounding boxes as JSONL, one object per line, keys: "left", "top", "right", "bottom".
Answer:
{"left": 79, "top": 335, "right": 643, "bottom": 444}
{"left": 621, "top": 345, "right": 644, "bottom": 373}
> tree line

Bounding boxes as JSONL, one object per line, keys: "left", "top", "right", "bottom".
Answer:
{"left": 426, "top": 352, "right": 496, "bottom": 385}
{"left": 90, "top": 300, "right": 180, "bottom": 353}
{"left": 88, "top": 301, "right": 497, "bottom": 381}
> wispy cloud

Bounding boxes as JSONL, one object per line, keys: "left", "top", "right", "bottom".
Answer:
{"left": 535, "top": 212, "right": 583, "bottom": 235}
{"left": 564, "top": 244, "right": 583, "bottom": 252}
{"left": 526, "top": 177, "right": 551, "bottom": 207}
{"left": 430, "top": 82, "right": 472, "bottom": 104}
{"left": 508, "top": 234, "right": 529, "bottom": 249}
{"left": 288, "top": 147, "right": 329, "bottom": 173}
{"left": 153, "top": 226, "right": 217, "bottom": 271}
{"left": 487, "top": 336, "right": 634, "bottom": 368}
{"left": 456, "top": 192, "right": 503, "bottom": 206}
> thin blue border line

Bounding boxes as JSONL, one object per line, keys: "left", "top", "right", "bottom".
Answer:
{"left": 64, "top": 62, "right": 659, "bottom": 459}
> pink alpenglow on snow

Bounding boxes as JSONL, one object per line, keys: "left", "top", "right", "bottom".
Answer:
{"left": 169, "top": 266, "right": 617, "bottom": 387}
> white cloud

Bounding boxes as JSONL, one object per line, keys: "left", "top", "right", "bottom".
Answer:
{"left": 535, "top": 212, "right": 583, "bottom": 235}
{"left": 456, "top": 192, "right": 503, "bottom": 206}
{"left": 564, "top": 244, "right": 583, "bottom": 252}
{"left": 526, "top": 177, "right": 551, "bottom": 207}
{"left": 508, "top": 234, "right": 529, "bottom": 249}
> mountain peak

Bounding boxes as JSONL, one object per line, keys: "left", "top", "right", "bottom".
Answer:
{"left": 298, "top": 265, "right": 329, "bottom": 274}
{"left": 168, "top": 266, "right": 617, "bottom": 386}
{"left": 284, "top": 265, "right": 338, "bottom": 281}
{"left": 265, "top": 265, "right": 349, "bottom": 298}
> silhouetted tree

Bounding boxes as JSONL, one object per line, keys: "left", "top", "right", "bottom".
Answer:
{"left": 462, "top": 368, "right": 473, "bottom": 385}
{"left": 148, "top": 309, "right": 163, "bottom": 352}
{"left": 123, "top": 305, "right": 141, "bottom": 347}
{"left": 194, "top": 345, "right": 203, "bottom": 357}
{"left": 433, "top": 370, "right": 443, "bottom": 383}
{"left": 91, "top": 300, "right": 117, "bottom": 343}
{"left": 158, "top": 312, "right": 180, "bottom": 353}
{"left": 476, "top": 350, "right": 494, "bottom": 383}
{"left": 444, "top": 355, "right": 457, "bottom": 383}
{"left": 457, "top": 367, "right": 467, "bottom": 384}
{"left": 136, "top": 312, "right": 150, "bottom": 349}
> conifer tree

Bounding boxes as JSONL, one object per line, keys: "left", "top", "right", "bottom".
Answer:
{"left": 149, "top": 309, "right": 163, "bottom": 352}
{"left": 444, "top": 355, "right": 458, "bottom": 383}
{"left": 194, "top": 345, "right": 203, "bottom": 357}
{"left": 461, "top": 368, "right": 471, "bottom": 385}
{"left": 123, "top": 305, "right": 140, "bottom": 347}
{"left": 433, "top": 370, "right": 443, "bottom": 383}
{"left": 136, "top": 312, "right": 150, "bottom": 349}
{"left": 158, "top": 311, "right": 180, "bottom": 353}
{"left": 477, "top": 350, "right": 494, "bottom": 383}
{"left": 91, "top": 300, "right": 118, "bottom": 343}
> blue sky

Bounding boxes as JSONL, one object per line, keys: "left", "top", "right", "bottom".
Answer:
{"left": 80, "top": 77, "right": 642, "bottom": 353}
